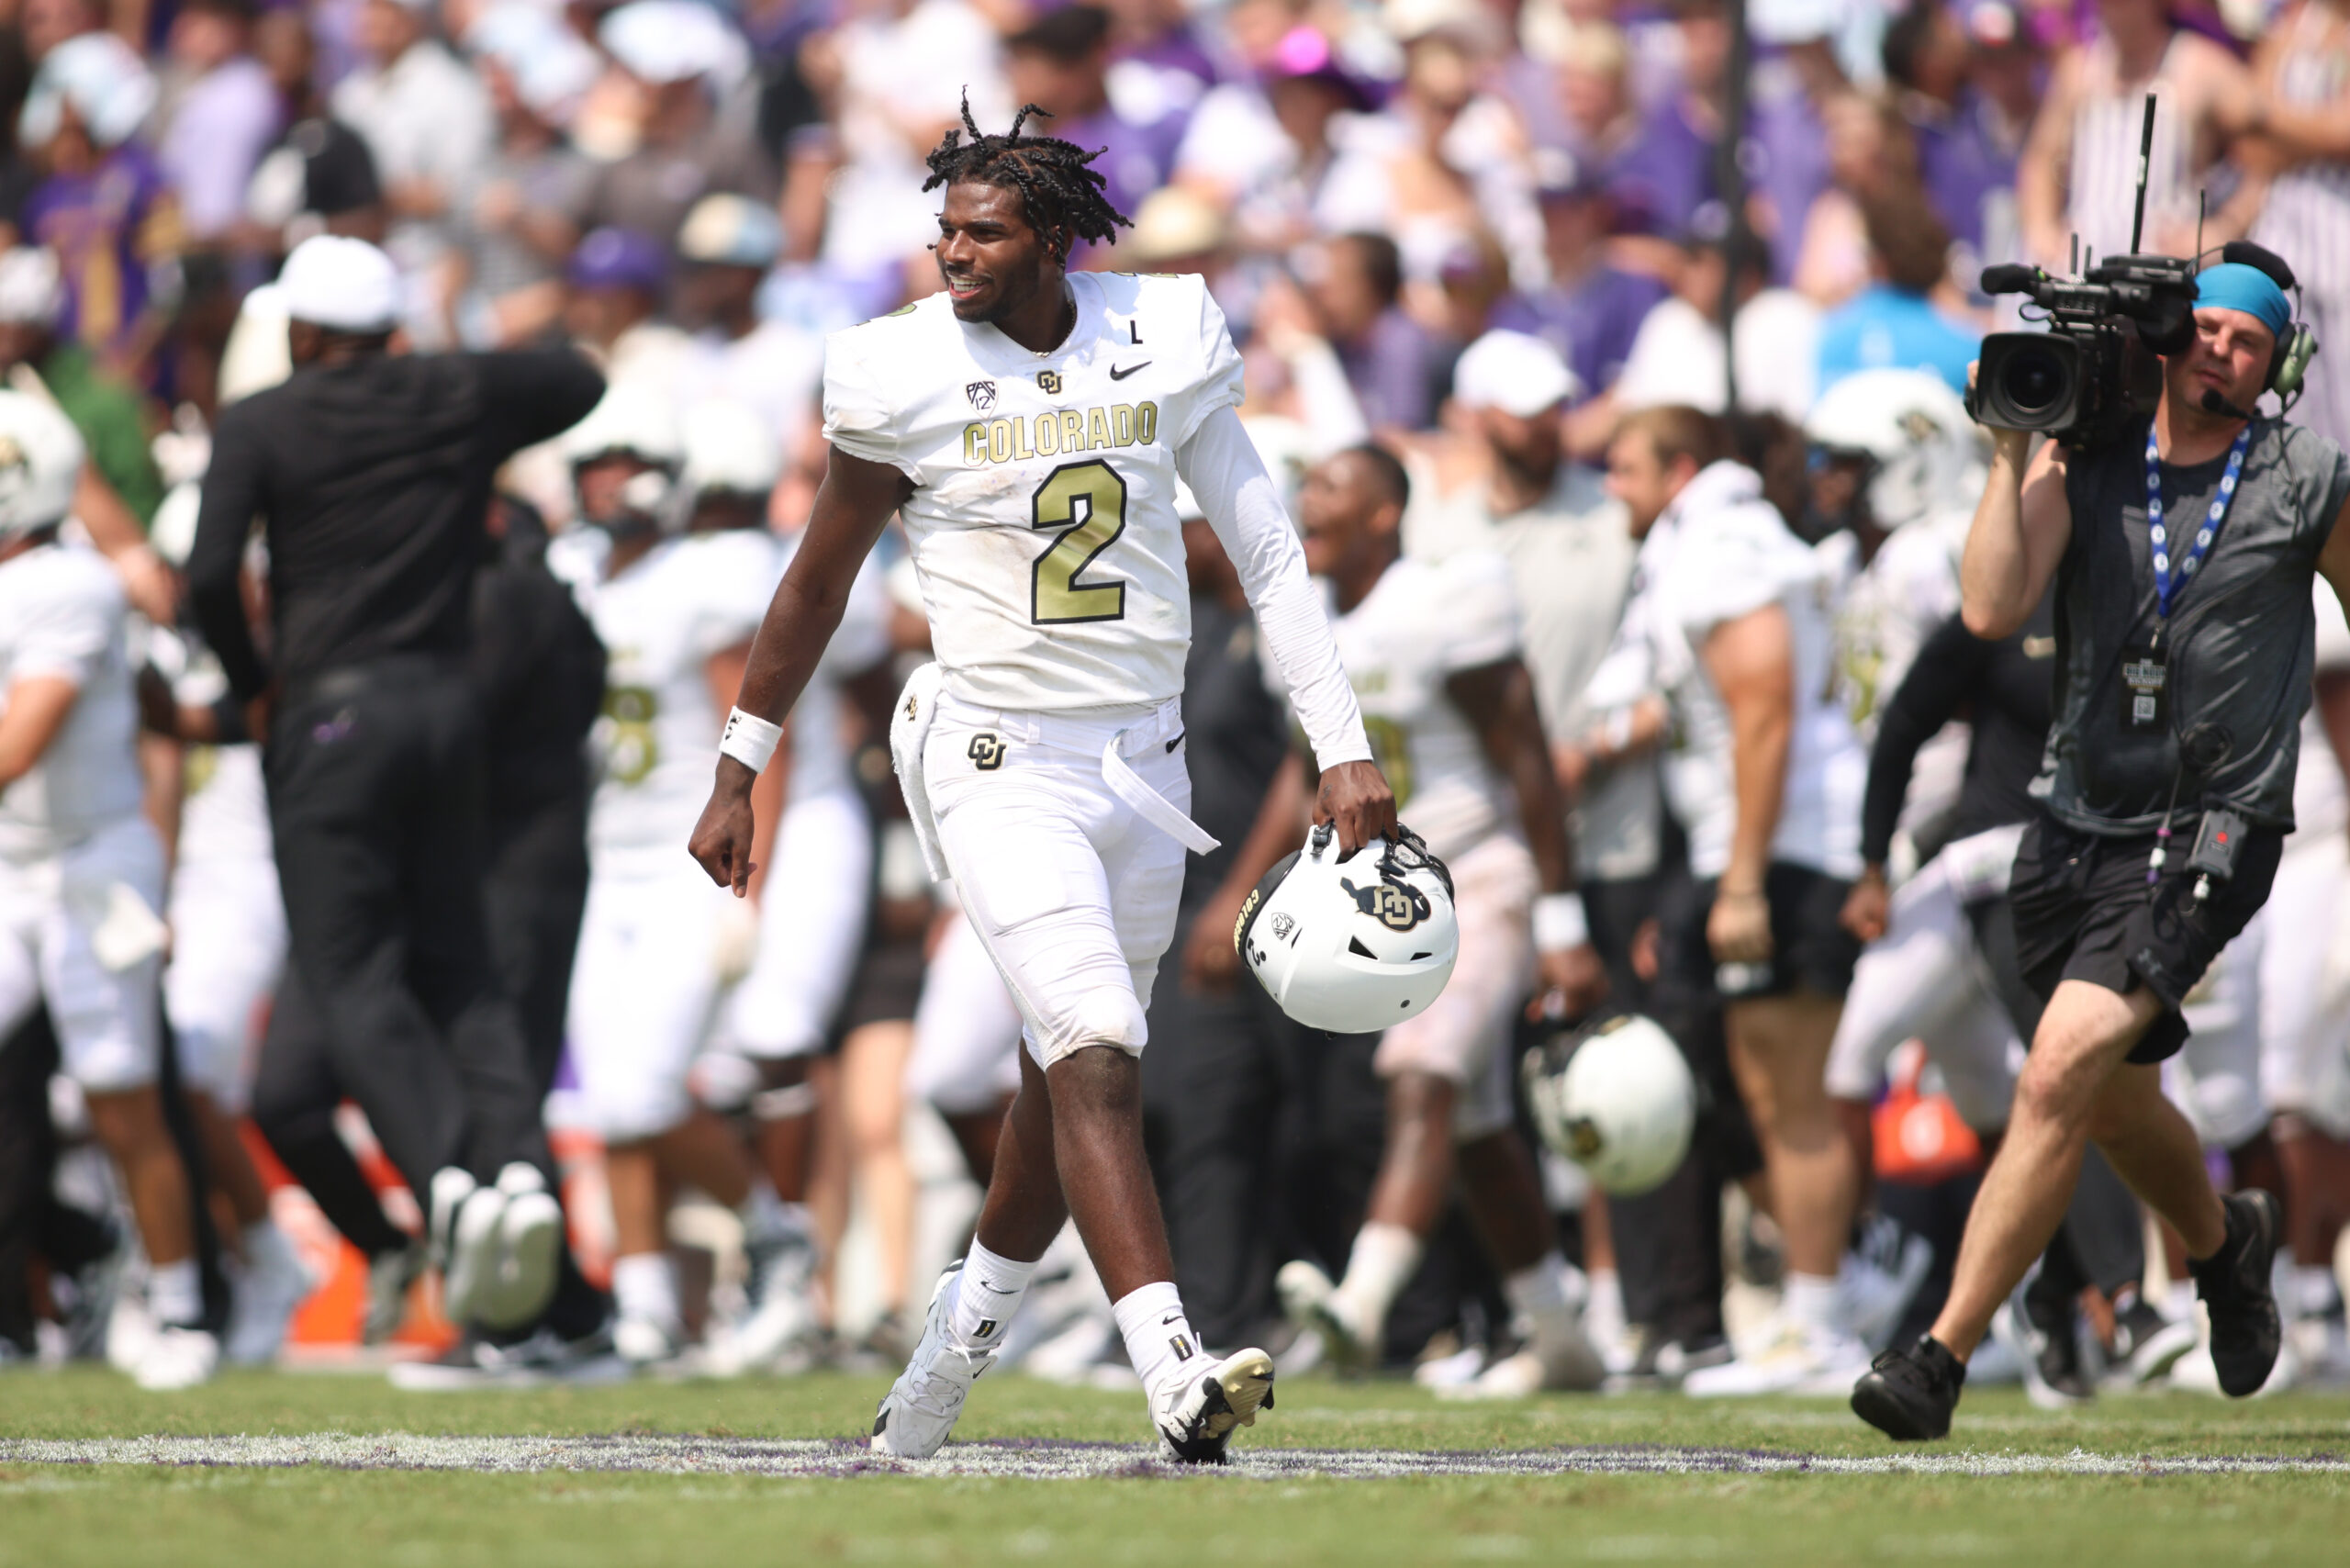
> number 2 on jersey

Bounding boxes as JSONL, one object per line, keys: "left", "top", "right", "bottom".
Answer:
{"left": 1030, "top": 460, "right": 1127, "bottom": 623}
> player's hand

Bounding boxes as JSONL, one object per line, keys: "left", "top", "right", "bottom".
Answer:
{"left": 1707, "top": 885, "right": 1773, "bottom": 965}
{"left": 1841, "top": 867, "right": 1891, "bottom": 943}
{"left": 1316, "top": 759, "right": 1397, "bottom": 854}
{"left": 1552, "top": 738, "right": 1590, "bottom": 798}
{"left": 688, "top": 758, "right": 761, "bottom": 896}
{"left": 114, "top": 543, "right": 176, "bottom": 625}
{"left": 1532, "top": 941, "right": 1609, "bottom": 1022}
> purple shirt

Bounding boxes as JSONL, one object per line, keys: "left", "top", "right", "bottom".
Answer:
{"left": 23, "top": 145, "right": 177, "bottom": 364}
{"left": 1061, "top": 105, "right": 1191, "bottom": 259}
{"left": 1337, "top": 308, "right": 1440, "bottom": 431}
{"left": 1604, "top": 65, "right": 1830, "bottom": 286}
{"left": 1910, "top": 92, "right": 2016, "bottom": 252}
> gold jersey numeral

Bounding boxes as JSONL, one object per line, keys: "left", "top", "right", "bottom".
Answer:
{"left": 1029, "top": 460, "right": 1129, "bottom": 624}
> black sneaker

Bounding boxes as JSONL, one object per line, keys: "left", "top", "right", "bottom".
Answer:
{"left": 2189, "top": 1190, "right": 2282, "bottom": 1398}
{"left": 1851, "top": 1334, "right": 1966, "bottom": 1441}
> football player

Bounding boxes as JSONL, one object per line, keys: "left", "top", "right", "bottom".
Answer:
{"left": 552, "top": 386, "right": 797, "bottom": 1367}
{"left": 0, "top": 391, "right": 211, "bottom": 1387}
{"left": 1225, "top": 443, "right": 1610, "bottom": 1396}
{"left": 688, "top": 101, "right": 1388, "bottom": 1461}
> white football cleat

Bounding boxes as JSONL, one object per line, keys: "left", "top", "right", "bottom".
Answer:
{"left": 440, "top": 1184, "right": 507, "bottom": 1327}
{"left": 1275, "top": 1260, "right": 1374, "bottom": 1370}
{"left": 1681, "top": 1317, "right": 1870, "bottom": 1397}
{"left": 613, "top": 1313, "right": 686, "bottom": 1368}
{"left": 477, "top": 1177, "right": 563, "bottom": 1330}
{"left": 223, "top": 1223, "right": 318, "bottom": 1367}
{"left": 1154, "top": 1348, "right": 1276, "bottom": 1463}
{"left": 711, "top": 1223, "right": 820, "bottom": 1375}
{"left": 133, "top": 1324, "right": 220, "bottom": 1391}
{"left": 871, "top": 1263, "right": 1001, "bottom": 1459}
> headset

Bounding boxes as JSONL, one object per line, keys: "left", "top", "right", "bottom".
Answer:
{"left": 2210, "top": 240, "right": 2320, "bottom": 405}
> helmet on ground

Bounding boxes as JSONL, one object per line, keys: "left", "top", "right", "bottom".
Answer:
{"left": 1804, "top": 368, "right": 1979, "bottom": 532}
{"left": 682, "top": 398, "right": 781, "bottom": 502}
{"left": 1236, "top": 823, "right": 1459, "bottom": 1034}
{"left": 1522, "top": 1013, "right": 1695, "bottom": 1196}
{"left": 564, "top": 382, "right": 684, "bottom": 530}
{"left": 0, "top": 388, "right": 84, "bottom": 540}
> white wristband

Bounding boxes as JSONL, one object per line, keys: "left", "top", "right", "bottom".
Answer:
{"left": 1533, "top": 891, "right": 1589, "bottom": 953}
{"left": 719, "top": 706, "right": 783, "bottom": 773}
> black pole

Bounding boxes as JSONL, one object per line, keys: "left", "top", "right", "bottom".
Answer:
{"left": 1717, "top": 0, "right": 1754, "bottom": 413}
{"left": 2127, "top": 90, "right": 2157, "bottom": 255}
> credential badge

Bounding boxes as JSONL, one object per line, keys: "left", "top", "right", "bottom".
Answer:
{"left": 967, "top": 380, "right": 997, "bottom": 410}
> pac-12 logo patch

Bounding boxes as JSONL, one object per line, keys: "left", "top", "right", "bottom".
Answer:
{"left": 1035, "top": 369, "right": 1063, "bottom": 395}
{"left": 967, "top": 380, "right": 997, "bottom": 410}
{"left": 968, "top": 733, "right": 1009, "bottom": 770}
{"left": 1342, "top": 875, "right": 1430, "bottom": 933}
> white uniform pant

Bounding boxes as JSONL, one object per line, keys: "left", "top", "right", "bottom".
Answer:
{"left": 2168, "top": 916, "right": 2269, "bottom": 1152}
{"left": 2258, "top": 827, "right": 2350, "bottom": 1138}
{"left": 1823, "top": 831, "right": 2022, "bottom": 1135}
{"left": 906, "top": 906, "right": 1024, "bottom": 1114}
{"left": 0, "top": 817, "right": 167, "bottom": 1093}
{"left": 723, "top": 784, "right": 872, "bottom": 1060}
{"left": 164, "top": 852, "right": 287, "bottom": 1112}
{"left": 1372, "top": 834, "right": 1537, "bottom": 1141}
{"left": 566, "top": 854, "right": 729, "bottom": 1142}
{"left": 923, "top": 695, "right": 1192, "bottom": 1071}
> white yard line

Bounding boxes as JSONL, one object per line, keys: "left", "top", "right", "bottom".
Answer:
{"left": 2, "top": 1434, "right": 2346, "bottom": 1480}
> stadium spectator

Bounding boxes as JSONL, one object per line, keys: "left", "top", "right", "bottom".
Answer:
{"left": 1613, "top": 214, "right": 1819, "bottom": 426}
{"left": 154, "top": 0, "right": 276, "bottom": 247}
{"left": 1815, "top": 190, "right": 1979, "bottom": 395}
{"left": 673, "top": 193, "right": 822, "bottom": 465}
{"left": 238, "top": 7, "right": 386, "bottom": 260}
{"left": 1304, "top": 230, "right": 1440, "bottom": 432}
{"left": 1003, "top": 3, "right": 1187, "bottom": 246}
{"left": 586, "top": 2, "right": 773, "bottom": 263}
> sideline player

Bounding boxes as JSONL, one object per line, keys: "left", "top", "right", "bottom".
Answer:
{"left": 552, "top": 386, "right": 797, "bottom": 1367}
{"left": 688, "top": 103, "right": 1389, "bottom": 1461}
{"left": 0, "top": 391, "right": 210, "bottom": 1387}
{"left": 1232, "top": 444, "right": 1608, "bottom": 1396}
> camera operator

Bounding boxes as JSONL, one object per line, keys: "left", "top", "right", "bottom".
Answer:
{"left": 1852, "top": 260, "right": 2350, "bottom": 1440}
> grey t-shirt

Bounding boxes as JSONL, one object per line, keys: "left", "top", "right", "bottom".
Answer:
{"left": 2043, "top": 413, "right": 2350, "bottom": 834}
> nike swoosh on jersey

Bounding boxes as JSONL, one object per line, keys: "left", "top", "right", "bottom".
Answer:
{"left": 1111, "top": 361, "right": 1151, "bottom": 381}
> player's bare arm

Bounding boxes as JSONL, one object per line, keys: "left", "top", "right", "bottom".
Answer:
{"left": 1448, "top": 655, "right": 1606, "bottom": 1016}
{"left": 1701, "top": 602, "right": 1795, "bottom": 964}
{"left": 688, "top": 444, "right": 908, "bottom": 894}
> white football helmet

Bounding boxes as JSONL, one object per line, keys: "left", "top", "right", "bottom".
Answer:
{"left": 682, "top": 399, "right": 781, "bottom": 503}
{"left": 1805, "top": 368, "right": 1982, "bottom": 532}
{"left": 0, "top": 388, "right": 85, "bottom": 540}
{"left": 564, "top": 382, "right": 685, "bottom": 530}
{"left": 1237, "top": 824, "right": 1460, "bottom": 1034}
{"left": 1522, "top": 1014, "right": 1696, "bottom": 1196}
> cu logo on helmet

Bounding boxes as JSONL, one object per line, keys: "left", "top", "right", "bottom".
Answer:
{"left": 1341, "top": 875, "right": 1429, "bottom": 933}
{"left": 1565, "top": 1115, "right": 1605, "bottom": 1162}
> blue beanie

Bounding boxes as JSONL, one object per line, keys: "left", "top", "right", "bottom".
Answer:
{"left": 2195, "top": 263, "right": 2291, "bottom": 341}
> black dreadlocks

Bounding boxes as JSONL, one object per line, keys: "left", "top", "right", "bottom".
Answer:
{"left": 923, "top": 95, "right": 1131, "bottom": 259}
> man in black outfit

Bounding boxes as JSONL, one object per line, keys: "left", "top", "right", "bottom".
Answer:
{"left": 1853, "top": 253, "right": 2350, "bottom": 1439}
{"left": 186, "top": 235, "right": 604, "bottom": 1345}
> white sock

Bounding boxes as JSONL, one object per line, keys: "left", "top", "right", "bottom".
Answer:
{"left": 241, "top": 1219, "right": 294, "bottom": 1273}
{"left": 1112, "top": 1280, "right": 1203, "bottom": 1406}
{"left": 1586, "top": 1268, "right": 1626, "bottom": 1344}
{"left": 1331, "top": 1222, "right": 1423, "bottom": 1343}
{"left": 2166, "top": 1277, "right": 2198, "bottom": 1322}
{"left": 1783, "top": 1271, "right": 1841, "bottom": 1337}
{"left": 150, "top": 1259, "right": 203, "bottom": 1327}
{"left": 948, "top": 1239, "right": 1035, "bottom": 1347}
{"left": 611, "top": 1252, "right": 679, "bottom": 1329}
{"left": 1505, "top": 1252, "right": 1585, "bottom": 1358}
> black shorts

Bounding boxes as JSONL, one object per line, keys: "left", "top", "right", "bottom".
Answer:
{"left": 1673, "top": 862, "right": 1861, "bottom": 1003}
{"left": 2008, "top": 812, "right": 2284, "bottom": 1064}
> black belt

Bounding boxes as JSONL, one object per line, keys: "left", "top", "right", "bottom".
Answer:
{"left": 284, "top": 652, "right": 465, "bottom": 708}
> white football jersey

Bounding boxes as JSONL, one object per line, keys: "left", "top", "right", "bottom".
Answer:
{"left": 150, "top": 626, "right": 273, "bottom": 868}
{"left": 574, "top": 530, "right": 774, "bottom": 869}
{"left": 1330, "top": 553, "right": 1521, "bottom": 864}
{"left": 1589, "top": 462, "right": 1863, "bottom": 880}
{"left": 822, "top": 271, "right": 1243, "bottom": 713}
{"left": 1816, "top": 508, "right": 1966, "bottom": 743}
{"left": 767, "top": 528, "right": 892, "bottom": 803}
{"left": 0, "top": 542, "right": 142, "bottom": 862}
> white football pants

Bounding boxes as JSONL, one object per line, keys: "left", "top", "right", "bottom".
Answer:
{"left": 723, "top": 783, "right": 873, "bottom": 1060}
{"left": 164, "top": 850, "right": 287, "bottom": 1112}
{"left": 0, "top": 816, "right": 167, "bottom": 1093}
{"left": 906, "top": 906, "right": 1024, "bottom": 1114}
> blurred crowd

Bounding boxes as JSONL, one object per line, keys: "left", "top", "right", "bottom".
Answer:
{"left": 6, "top": 0, "right": 2350, "bottom": 1397}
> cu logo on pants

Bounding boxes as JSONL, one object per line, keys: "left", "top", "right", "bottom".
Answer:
{"left": 968, "top": 733, "right": 1009, "bottom": 770}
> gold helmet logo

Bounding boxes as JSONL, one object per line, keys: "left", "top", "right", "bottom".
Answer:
{"left": 1341, "top": 875, "right": 1430, "bottom": 933}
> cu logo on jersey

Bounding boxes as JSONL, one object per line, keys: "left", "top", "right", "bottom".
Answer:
{"left": 1036, "top": 370, "right": 1063, "bottom": 395}
{"left": 968, "top": 733, "right": 1009, "bottom": 770}
{"left": 1565, "top": 1115, "right": 1605, "bottom": 1162}
{"left": 967, "top": 380, "right": 997, "bottom": 411}
{"left": 1342, "top": 875, "right": 1430, "bottom": 933}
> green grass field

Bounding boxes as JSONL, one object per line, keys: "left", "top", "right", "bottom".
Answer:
{"left": 4, "top": 1367, "right": 2348, "bottom": 1566}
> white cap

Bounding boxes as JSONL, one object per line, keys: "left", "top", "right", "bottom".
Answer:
{"left": 599, "top": 1, "right": 751, "bottom": 90}
{"left": 18, "top": 32, "right": 156, "bottom": 150}
{"left": 0, "top": 248, "right": 62, "bottom": 328}
{"left": 278, "top": 235, "right": 402, "bottom": 333}
{"left": 1452, "top": 330, "right": 1580, "bottom": 418}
